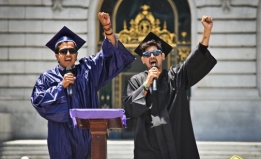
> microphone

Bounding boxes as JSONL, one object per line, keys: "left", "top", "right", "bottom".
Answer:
{"left": 66, "top": 66, "right": 73, "bottom": 96}
{"left": 151, "top": 62, "right": 158, "bottom": 91}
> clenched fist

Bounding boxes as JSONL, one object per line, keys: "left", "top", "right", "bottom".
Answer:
{"left": 98, "top": 12, "right": 111, "bottom": 27}
{"left": 201, "top": 15, "right": 213, "bottom": 31}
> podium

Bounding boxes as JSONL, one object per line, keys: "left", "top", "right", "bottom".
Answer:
{"left": 70, "top": 109, "right": 126, "bottom": 159}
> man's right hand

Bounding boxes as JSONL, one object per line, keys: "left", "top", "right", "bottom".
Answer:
{"left": 62, "top": 73, "right": 76, "bottom": 88}
{"left": 144, "top": 67, "right": 160, "bottom": 87}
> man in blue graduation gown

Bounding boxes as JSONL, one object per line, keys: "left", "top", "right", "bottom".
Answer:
{"left": 122, "top": 16, "right": 217, "bottom": 159}
{"left": 31, "top": 12, "right": 135, "bottom": 159}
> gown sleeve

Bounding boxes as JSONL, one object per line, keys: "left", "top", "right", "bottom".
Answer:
{"left": 31, "top": 72, "right": 69, "bottom": 122}
{"left": 172, "top": 43, "right": 217, "bottom": 90}
{"left": 122, "top": 74, "right": 150, "bottom": 117}
{"left": 79, "top": 38, "right": 135, "bottom": 91}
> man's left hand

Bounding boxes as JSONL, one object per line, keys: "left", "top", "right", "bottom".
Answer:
{"left": 201, "top": 15, "right": 213, "bottom": 31}
{"left": 98, "top": 12, "right": 111, "bottom": 26}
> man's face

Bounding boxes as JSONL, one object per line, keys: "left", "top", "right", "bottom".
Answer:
{"left": 55, "top": 41, "right": 78, "bottom": 68}
{"left": 141, "top": 45, "right": 165, "bottom": 70}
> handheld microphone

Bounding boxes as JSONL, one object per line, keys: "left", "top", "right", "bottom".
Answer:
{"left": 66, "top": 66, "right": 73, "bottom": 96}
{"left": 151, "top": 62, "right": 158, "bottom": 91}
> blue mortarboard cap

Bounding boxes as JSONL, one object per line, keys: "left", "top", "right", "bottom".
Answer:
{"left": 45, "top": 26, "right": 86, "bottom": 53}
{"left": 134, "top": 32, "right": 172, "bottom": 57}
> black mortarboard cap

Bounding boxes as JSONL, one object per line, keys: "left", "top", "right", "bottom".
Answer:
{"left": 134, "top": 32, "right": 173, "bottom": 57}
{"left": 45, "top": 26, "right": 86, "bottom": 53}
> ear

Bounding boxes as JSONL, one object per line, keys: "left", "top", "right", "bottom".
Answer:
{"left": 75, "top": 52, "right": 78, "bottom": 61}
{"left": 141, "top": 56, "right": 145, "bottom": 64}
{"left": 55, "top": 54, "right": 60, "bottom": 63}
{"left": 55, "top": 54, "right": 59, "bottom": 60}
{"left": 162, "top": 53, "right": 165, "bottom": 60}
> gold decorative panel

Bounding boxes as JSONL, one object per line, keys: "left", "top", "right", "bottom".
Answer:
{"left": 118, "top": 5, "right": 176, "bottom": 50}
{"left": 230, "top": 155, "right": 243, "bottom": 159}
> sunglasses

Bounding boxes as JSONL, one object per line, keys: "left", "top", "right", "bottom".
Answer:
{"left": 59, "top": 48, "right": 77, "bottom": 55}
{"left": 142, "top": 50, "right": 162, "bottom": 57}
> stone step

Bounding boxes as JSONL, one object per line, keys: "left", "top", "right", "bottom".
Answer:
{"left": 0, "top": 140, "right": 261, "bottom": 159}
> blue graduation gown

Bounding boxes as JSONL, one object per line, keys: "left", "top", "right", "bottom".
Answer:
{"left": 31, "top": 39, "right": 135, "bottom": 159}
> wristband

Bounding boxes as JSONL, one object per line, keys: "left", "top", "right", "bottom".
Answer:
{"left": 142, "top": 83, "right": 149, "bottom": 91}
{"left": 104, "top": 31, "right": 113, "bottom": 36}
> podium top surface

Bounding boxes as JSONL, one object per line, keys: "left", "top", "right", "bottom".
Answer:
{"left": 69, "top": 109, "right": 126, "bottom": 127}
{"left": 70, "top": 108, "right": 124, "bottom": 119}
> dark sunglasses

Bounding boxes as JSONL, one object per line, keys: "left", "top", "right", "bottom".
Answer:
{"left": 59, "top": 48, "right": 77, "bottom": 55}
{"left": 142, "top": 50, "right": 162, "bottom": 57}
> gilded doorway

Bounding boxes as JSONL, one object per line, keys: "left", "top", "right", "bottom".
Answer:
{"left": 98, "top": 0, "right": 191, "bottom": 139}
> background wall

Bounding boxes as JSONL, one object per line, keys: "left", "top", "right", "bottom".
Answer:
{"left": 189, "top": 0, "right": 261, "bottom": 141}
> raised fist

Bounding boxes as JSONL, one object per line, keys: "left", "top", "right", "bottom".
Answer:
{"left": 201, "top": 15, "right": 213, "bottom": 30}
{"left": 98, "top": 12, "right": 111, "bottom": 27}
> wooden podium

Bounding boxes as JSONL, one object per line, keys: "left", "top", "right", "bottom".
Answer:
{"left": 70, "top": 109, "right": 126, "bottom": 159}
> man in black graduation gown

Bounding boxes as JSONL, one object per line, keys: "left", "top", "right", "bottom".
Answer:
{"left": 122, "top": 16, "right": 217, "bottom": 159}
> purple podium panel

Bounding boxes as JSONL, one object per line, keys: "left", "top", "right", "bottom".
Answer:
{"left": 70, "top": 109, "right": 126, "bottom": 159}
{"left": 69, "top": 109, "right": 126, "bottom": 128}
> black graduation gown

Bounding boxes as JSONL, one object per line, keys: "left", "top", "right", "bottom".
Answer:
{"left": 122, "top": 45, "right": 217, "bottom": 159}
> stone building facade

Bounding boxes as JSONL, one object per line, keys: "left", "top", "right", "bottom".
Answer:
{"left": 0, "top": 0, "right": 260, "bottom": 142}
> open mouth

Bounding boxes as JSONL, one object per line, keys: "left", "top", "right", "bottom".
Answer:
{"left": 150, "top": 60, "right": 157, "bottom": 65}
{"left": 65, "top": 58, "right": 72, "bottom": 62}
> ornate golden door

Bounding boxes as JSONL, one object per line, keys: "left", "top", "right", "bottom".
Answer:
{"left": 98, "top": 0, "right": 191, "bottom": 139}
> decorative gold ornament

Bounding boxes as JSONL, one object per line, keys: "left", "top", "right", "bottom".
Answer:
{"left": 230, "top": 155, "right": 243, "bottom": 159}
{"left": 118, "top": 5, "right": 176, "bottom": 49}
